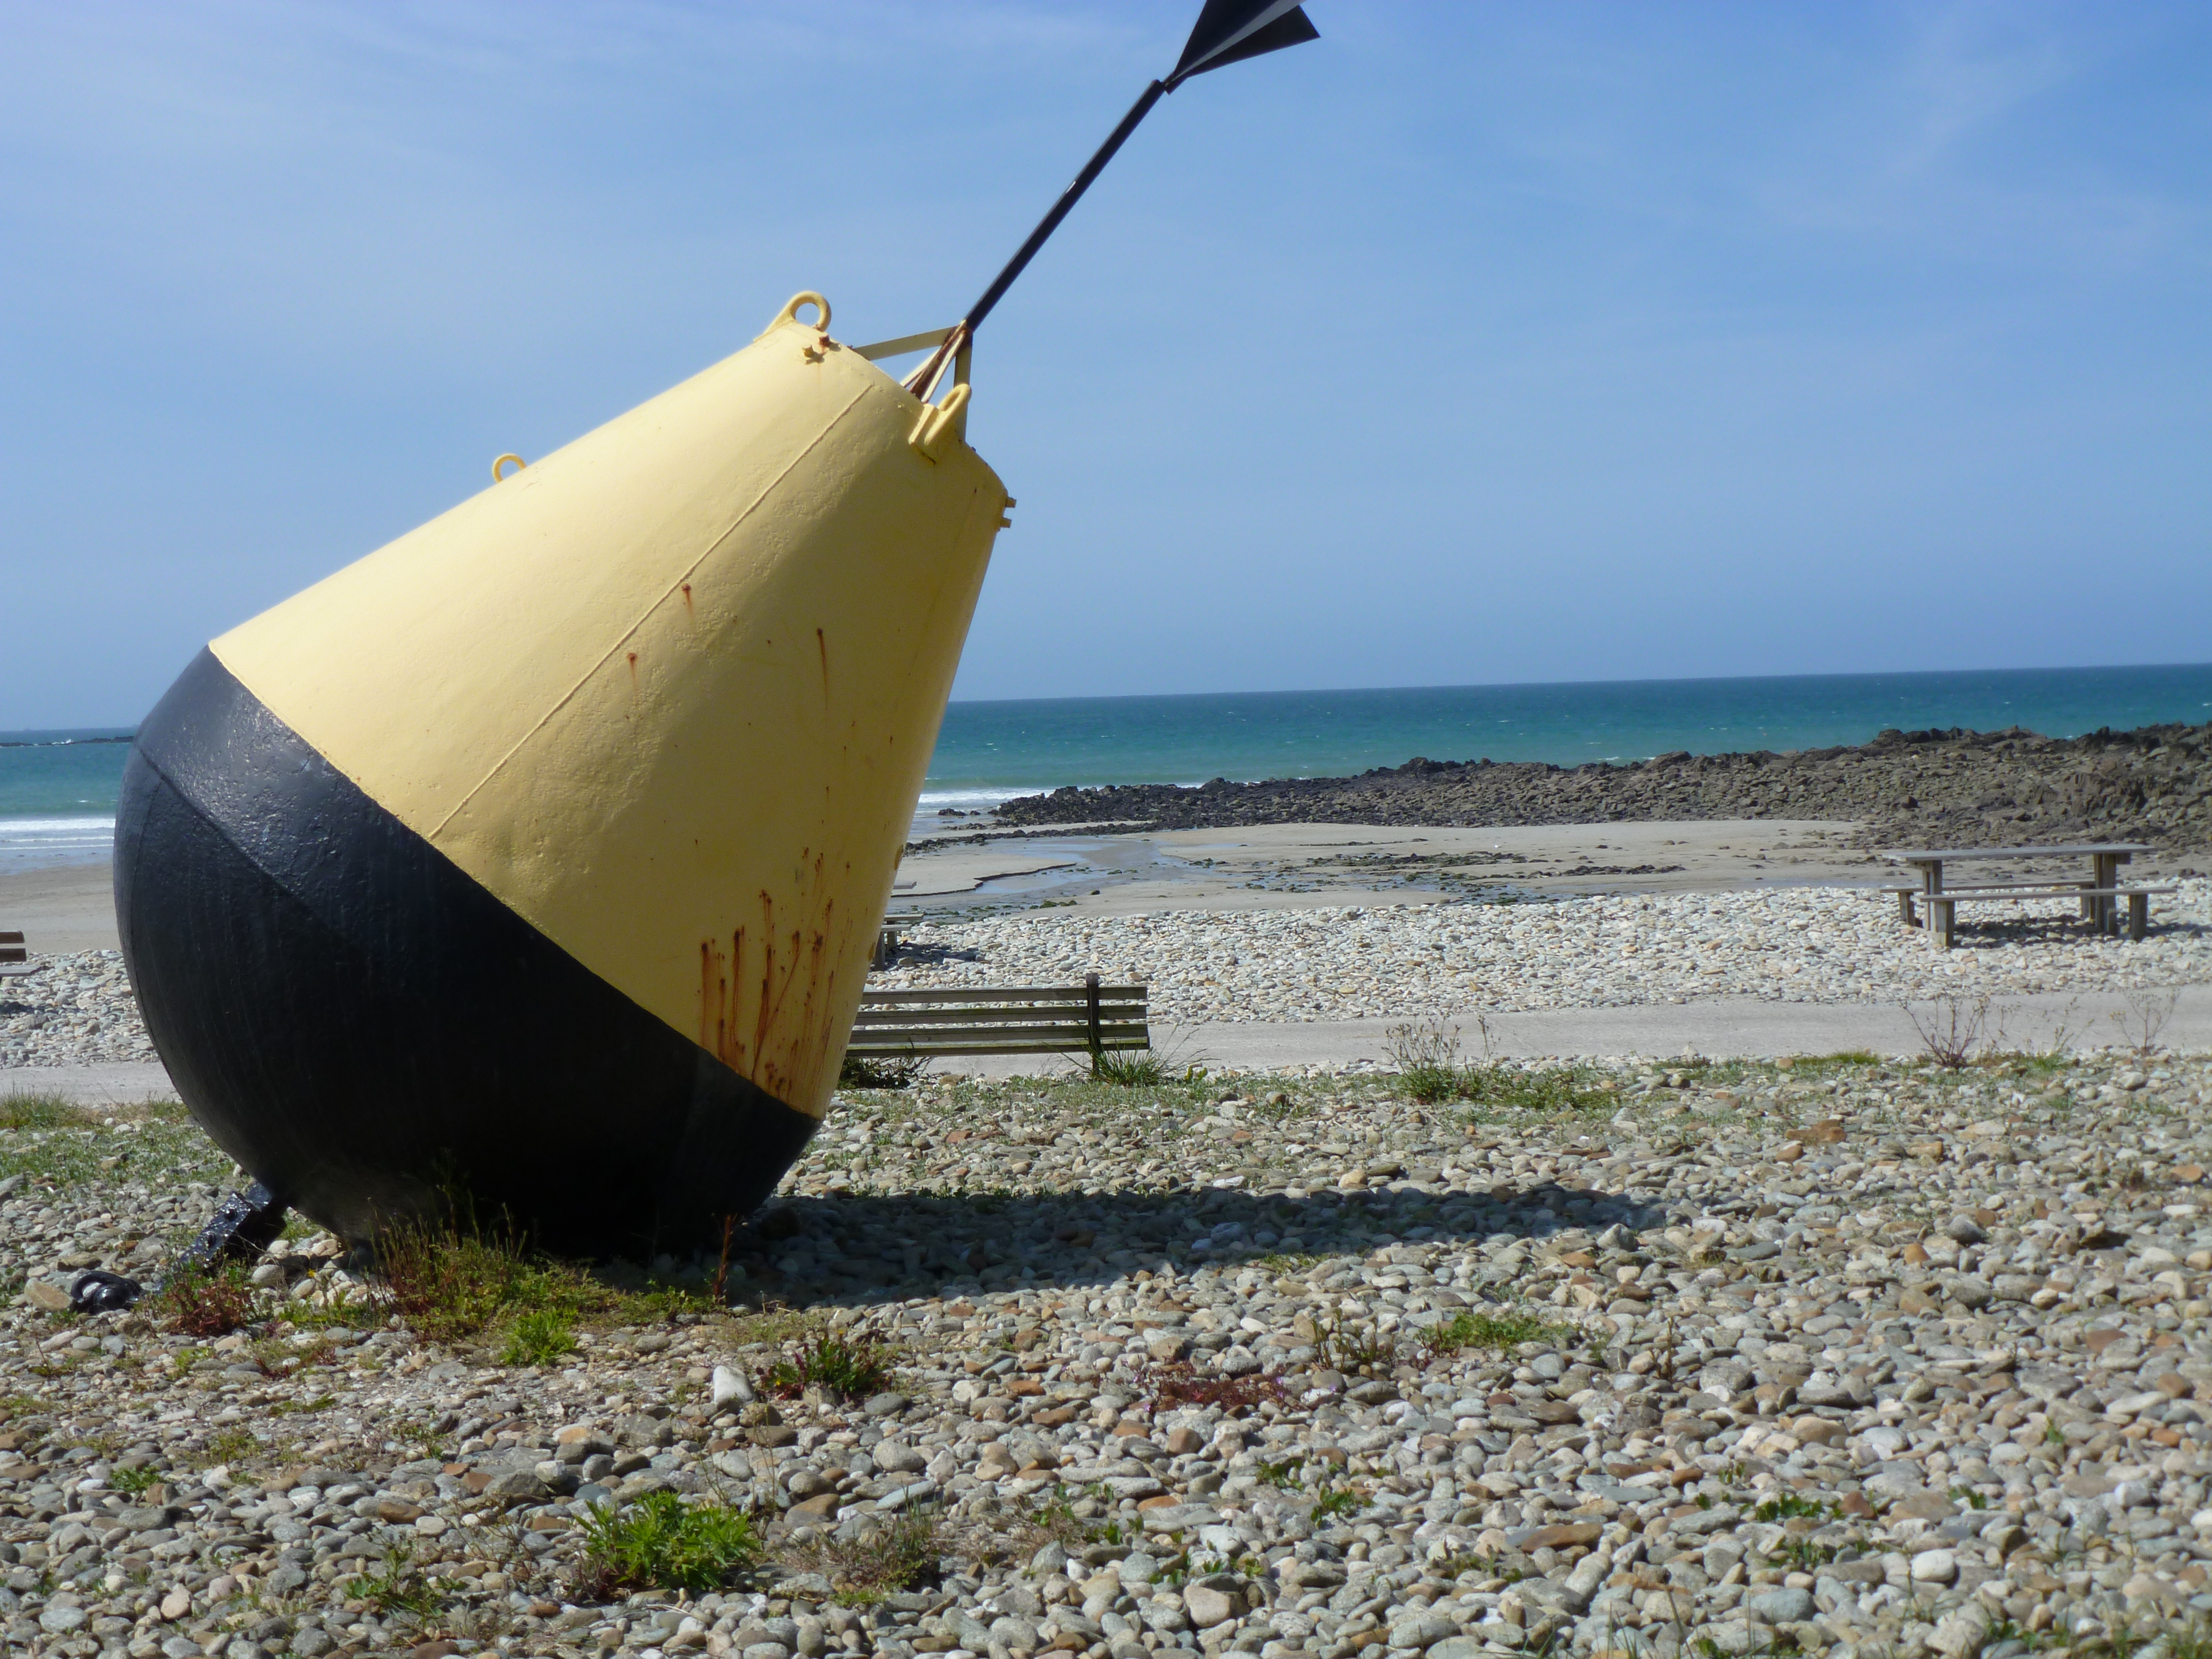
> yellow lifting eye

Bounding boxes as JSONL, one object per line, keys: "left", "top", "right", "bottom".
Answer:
{"left": 492, "top": 454, "right": 527, "bottom": 482}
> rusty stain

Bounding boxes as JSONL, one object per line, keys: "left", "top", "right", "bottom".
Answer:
{"left": 626, "top": 650, "right": 639, "bottom": 691}
{"left": 816, "top": 627, "right": 828, "bottom": 699}
{"left": 697, "top": 865, "right": 841, "bottom": 1107}
{"left": 680, "top": 582, "right": 693, "bottom": 613}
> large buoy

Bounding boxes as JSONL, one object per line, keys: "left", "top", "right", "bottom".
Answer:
{"left": 112, "top": 0, "right": 1318, "bottom": 1266}
{"left": 118, "top": 294, "right": 1005, "bottom": 1251}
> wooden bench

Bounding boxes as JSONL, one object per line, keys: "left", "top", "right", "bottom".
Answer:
{"left": 0, "top": 930, "right": 30, "bottom": 978}
{"left": 848, "top": 974, "right": 1150, "bottom": 1060}
{"left": 1924, "top": 886, "right": 2178, "bottom": 949}
{"left": 1882, "top": 878, "right": 2123, "bottom": 929}
{"left": 873, "top": 912, "right": 922, "bottom": 970}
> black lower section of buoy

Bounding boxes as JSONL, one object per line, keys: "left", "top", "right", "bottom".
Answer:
{"left": 115, "top": 650, "right": 818, "bottom": 1256}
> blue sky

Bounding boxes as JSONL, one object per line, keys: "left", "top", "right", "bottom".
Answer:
{"left": 3, "top": 1, "right": 2207, "bottom": 727}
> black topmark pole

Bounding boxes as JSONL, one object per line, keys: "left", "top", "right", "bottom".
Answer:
{"left": 903, "top": 1, "right": 1316, "bottom": 395}
{"left": 962, "top": 78, "right": 1168, "bottom": 337}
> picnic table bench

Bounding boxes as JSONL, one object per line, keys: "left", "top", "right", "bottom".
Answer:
{"left": 848, "top": 974, "right": 1150, "bottom": 1060}
{"left": 0, "top": 930, "right": 30, "bottom": 977}
{"left": 874, "top": 912, "right": 922, "bottom": 969}
{"left": 1880, "top": 843, "right": 2175, "bottom": 949}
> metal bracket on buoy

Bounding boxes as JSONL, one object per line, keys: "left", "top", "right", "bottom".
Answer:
{"left": 909, "top": 382, "right": 971, "bottom": 461}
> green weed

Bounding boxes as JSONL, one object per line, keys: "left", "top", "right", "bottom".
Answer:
{"left": 1315, "top": 1316, "right": 1396, "bottom": 1376}
{"left": 150, "top": 1260, "right": 255, "bottom": 1339}
{"left": 1420, "top": 1309, "right": 1567, "bottom": 1358}
{"left": 1459, "top": 1064, "right": 1618, "bottom": 1115}
{"left": 1090, "top": 1049, "right": 1169, "bottom": 1087}
{"left": 806, "top": 1506, "right": 946, "bottom": 1604}
{"left": 1775, "top": 1536, "right": 1837, "bottom": 1572}
{"left": 197, "top": 1428, "right": 258, "bottom": 1467}
{"left": 110, "top": 1463, "right": 161, "bottom": 1498}
{"left": 1385, "top": 1020, "right": 1466, "bottom": 1105}
{"left": 759, "top": 1327, "right": 897, "bottom": 1401}
{"left": 1752, "top": 1492, "right": 1836, "bottom": 1524}
{"left": 346, "top": 1539, "right": 452, "bottom": 1622}
{"left": 374, "top": 1220, "right": 590, "bottom": 1345}
{"left": 1256, "top": 1459, "right": 1304, "bottom": 1491}
{"left": 0, "top": 1094, "right": 93, "bottom": 1130}
{"left": 1308, "top": 1483, "right": 1362, "bottom": 1522}
{"left": 840, "top": 1053, "right": 929, "bottom": 1090}
{"left": 499, "top": 1309, "right": 579, "bottom": 1368}
{"left": 576, "top": 1492, "right": 761, "bottom": 1593}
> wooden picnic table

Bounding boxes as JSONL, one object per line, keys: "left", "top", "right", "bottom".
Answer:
{"left": 1883, "top": 842, "right": 2153, "bottom": 939}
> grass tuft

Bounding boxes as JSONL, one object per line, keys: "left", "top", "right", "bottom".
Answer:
{"left": 150, "top": 1260, "right": 255, "bottom": 1338}
{"left": 1090, "top": 1048, "right": 1169, "bottom": 1087}
{"left": 801, "top": 1506, "right": 946, "bottom": 1604}
{"left": 498, "top": 1308, "right": 579, "bottom": 1368}
{"left": 839, "top": 1053, "right": 929, "bottom": 1090}
{"left": 373, "top": 1219, "right": 593, "bottom": 1352}
{"left": 0, "top": 1094, "right": 95, "bottom": 1130}
{"left": 1420, "top": 1308, "right": 1569, "bottom": 1358}
{"left": 758, "top": 1327, "right": 897, "bottom": 1401}
{"left": 576, "top": 1492, "right": 761, "bottom": 1593}
{"left": 346, "top": 1538, "right": 453, "bottom": 1621}
{"left": 1314, "top": 1316, "right": 1397, "bottom": 1376}
{"left": 1384, "top": 1020, "right": 1615, "bottom": 1112}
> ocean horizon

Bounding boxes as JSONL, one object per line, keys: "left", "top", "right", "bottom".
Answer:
{"left": 6, "top": 661, "right": 2209, "bottom": 870}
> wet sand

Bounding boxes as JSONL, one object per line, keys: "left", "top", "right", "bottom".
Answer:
{"left": 893, "top": 817, "right": 1885, "bottom": 918}
{"left": 4, "top": 820, "right": 1888, "bottom": 956}
{"left": 0, "top": 861, "right": 117, "bottom": 952}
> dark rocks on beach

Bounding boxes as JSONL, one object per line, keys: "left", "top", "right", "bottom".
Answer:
{"left": 992, "top": 720, "right": 2212, "bottom": 849}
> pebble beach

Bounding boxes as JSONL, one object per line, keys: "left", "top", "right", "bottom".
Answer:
{"left": 879, "top": 884, "right": 2212, "bottom": 1026}
{"left": 3, "top": 1047, "right": 2212, "bottom": 1659}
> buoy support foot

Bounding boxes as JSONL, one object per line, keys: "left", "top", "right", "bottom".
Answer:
{"left": 66, "top": 1180, "right": 288, "bottom": 1314}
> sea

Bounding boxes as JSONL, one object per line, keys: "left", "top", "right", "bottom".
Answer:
{"left": 6, "top": 662, "right": 2208, "bottom": 873}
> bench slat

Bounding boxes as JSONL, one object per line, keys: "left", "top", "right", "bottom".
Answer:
{"left": 858, "top": 984, "right": 1144, "bottom": 1006}
{"left": 855, "top": 1002, "right": 1143, "bottom": 1027}
{"left": 1927, "top": 887, "right": 2175, "bottom": 902}
{"left": 855, "top": 1018, "right": 1149, "bottom": 1043}
{"left": 849, "top": 1035, "right": 1151, "bottom": 1056}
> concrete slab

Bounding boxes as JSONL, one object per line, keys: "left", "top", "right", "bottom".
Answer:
{"left": 0, "top": 1061, "right": 177, "bottom": 1104}
{"left": 9, "top": 990, "right": 2205, "bottom": 1101}
{"left": 931, "top": 984, "right": 2212, "bottom": 1077}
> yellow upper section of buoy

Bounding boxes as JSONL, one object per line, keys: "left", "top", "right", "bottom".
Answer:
{"left": 211, "top": 293, "right": 1007, "bottom": 1119}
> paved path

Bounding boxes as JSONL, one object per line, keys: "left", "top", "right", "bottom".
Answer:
{"left": 8, "top": 987, "right": 2204, "bottom": 1099}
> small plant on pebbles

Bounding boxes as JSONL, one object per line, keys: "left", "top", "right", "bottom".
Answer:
{"left": 373, "top": 1220, "right": 589, "bottom": 1345}
{"left": 1419, "top": 1308, "right": 1566, "bottom": 1358}
{"left": 198, "top": 1427, "right": 258, "bottom": 1467}
{"left": 1308, "top": 1482, "right": 1362, "bottom": 1522}
{"left": 1138, "top": 1358, "right": 1289, "bottom": 1415}
{"left": 151, "top": 1259, "right": 255, "bottom": 1338}
{"left": 1090, "top": 1048, "right": 1171, "bottom": 1087}
{"left": 575, "top": 1492, "right": 761, "bottom": 1594}
{"left": 1314, "top": 1316, "right": 1397, "bottom": 1376}
{"left": 1385, "top": 1019, "right": 1464, "bottom": 1104}
{"left": 0, "top": 1093, "right": 94, "bottom": 1130}
{"left": 498, "top": 1308, "right": 579, "bottom": 1367}
{"left": 799, "top": 1506, "right": 946, "bottom": 1604}
{"left": 758, "top": 1326, "right": 897, "bottom": 1401}
{"left": 839, "top": 1053, "right": 930, "bottom": 1090}
{"left": 346, "top": 1538, "right": 453, "bottom": 1622}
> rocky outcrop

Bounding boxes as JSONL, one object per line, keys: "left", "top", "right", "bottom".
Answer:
{"left": 994, "top": 723, "right": 2212, "bottom": 851}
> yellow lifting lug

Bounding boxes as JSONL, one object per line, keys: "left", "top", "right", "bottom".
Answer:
{"left": 908, "top": 382, "right": 971, "bottom": 463}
